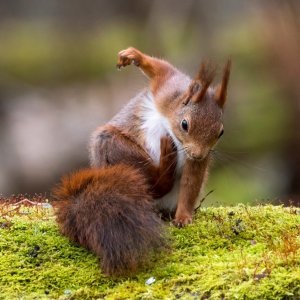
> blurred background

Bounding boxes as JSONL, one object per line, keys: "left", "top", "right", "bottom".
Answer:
{"left": 0, "top": 0, "right": 299, "bottom": 206}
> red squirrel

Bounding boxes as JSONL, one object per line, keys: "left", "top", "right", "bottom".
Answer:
{"left": 53, "top": 47, "right": 231, "bottom": 276}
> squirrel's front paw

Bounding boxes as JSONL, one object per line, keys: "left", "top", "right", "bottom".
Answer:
{"left": 172, "top": 214, "right": 193, "bottom": 228}
{"left": 117, "top": 47, "right": 142, "bottom": 69}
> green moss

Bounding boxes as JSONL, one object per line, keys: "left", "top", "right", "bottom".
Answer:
{"left": 0, "top": 204, "right": 299, "bottom": 299}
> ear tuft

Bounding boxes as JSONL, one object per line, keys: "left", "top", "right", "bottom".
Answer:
{"left": 183, "top": 81, "right": 200, "bottom": 105}
{"left": 215, "top": 59, "right": 231, "bottom": 108}
{"left": 193, "top": 60, "right": 216, "bottom": 103}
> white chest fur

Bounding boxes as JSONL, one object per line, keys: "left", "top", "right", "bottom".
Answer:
{"left": 140, "top": 93, "right": 169, "bottom": 166}
{"left": 140, "top": 93, "right": 185, "bottom": 170}
{"left": 140, "top": 92, "right": 186, "bottom": 212}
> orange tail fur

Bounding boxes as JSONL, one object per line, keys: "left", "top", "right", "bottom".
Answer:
{"left": 53, "top": 164, "right": 165, "bottom": 276}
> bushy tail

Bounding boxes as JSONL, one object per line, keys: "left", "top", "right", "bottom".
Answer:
{"left": 52, "top": 164, "right": 165, "bottom": 276}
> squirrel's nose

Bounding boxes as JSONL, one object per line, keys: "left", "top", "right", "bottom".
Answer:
{"left": 190, "top": 153, "right": 203, "bottom": 161}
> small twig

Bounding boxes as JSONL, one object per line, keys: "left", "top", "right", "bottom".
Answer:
{"left": 194, "top": 190, "right": 214, "bottom": 212}
{"left": 11, "top": 199, "right": 44, "bottom": 206}
{"left": 0, "top": 198, "right": 48, "bottom": 218}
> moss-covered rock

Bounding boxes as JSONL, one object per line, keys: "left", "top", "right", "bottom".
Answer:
{"left": 0, "top": 203, "right": 299, "bottom": 299}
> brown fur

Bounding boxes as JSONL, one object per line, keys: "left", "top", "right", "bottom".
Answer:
{"left": 117, "top": 47, "right": 230, "bottom": 226}
{"left": 215, "top": 59, "right": 232, "bottom": 108}
{"left": 54, "top": 126, "right": 176, "bottom": 276}
{"left": 54, "top": 47, "right": 230, "bottom": 276}
{"left": 174, "top": 157, "right": 210, "bottom": 226}
{"left": 53, "top": 165, "right": 166, "bottom": 276}
{"left": 90, "top": 125, "right": 177, "bottom": 198}
{"left": 194, "top": 61, "right": 216, "bottom": 103}
{"left": 117, "top": 47, "right": 177, "bottom": 94}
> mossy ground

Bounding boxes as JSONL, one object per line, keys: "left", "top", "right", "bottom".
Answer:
{"left": 0, "top": 201, "right": 299, "bottom": 300}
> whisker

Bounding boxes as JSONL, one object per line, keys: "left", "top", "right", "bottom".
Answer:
{"left": 162, "top": 147, "right": 186, "bottom": 160}
{"left": 211, "top": 149, "right": 272, "bottom": 173}
{"left": 138, "top": 141, "right": 187, "bottom": 169}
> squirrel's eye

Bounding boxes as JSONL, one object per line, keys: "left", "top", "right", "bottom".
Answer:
{"left": 181, "top": 119, "right": 189, "bottom": 132}
{"left": 218, "top": 129, "right": 224, "bottom": 138}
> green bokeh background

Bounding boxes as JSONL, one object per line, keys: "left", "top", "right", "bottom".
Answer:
{"left": 0, "top": 1, "right": 299, "bottom": 205}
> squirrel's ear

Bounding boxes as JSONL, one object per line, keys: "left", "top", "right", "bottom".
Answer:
{"left": 183, "top": 80, "right": 201, "bottom": 105}
{"left": 193, "top": 61, "right": 215, "bottom": 103}
{"left": 214, "top": 59, "right": 231, "bottom": 108}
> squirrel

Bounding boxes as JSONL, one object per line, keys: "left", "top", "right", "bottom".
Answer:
{"left": 53, "top": 47, "right": 231, "bottom": 276}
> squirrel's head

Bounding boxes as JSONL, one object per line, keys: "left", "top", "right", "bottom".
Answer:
{"left": 170, "top": 60, "right": 231, "bottom": 161}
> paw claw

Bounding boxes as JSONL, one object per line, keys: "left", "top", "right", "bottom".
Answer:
{"left": 172, "top": 216, "right": 192, "bottom": 228}
{"left": 132, "top": 59, "right": 140, "bottom": 67}
{"left": 117, "top": 47, "right": 142, "bottom": 69}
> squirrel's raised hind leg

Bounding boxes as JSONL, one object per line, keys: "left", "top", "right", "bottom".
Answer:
{"left": 117, "top": 47, "right": 176, "bottom": 94}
